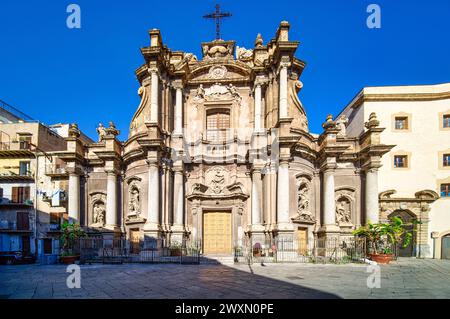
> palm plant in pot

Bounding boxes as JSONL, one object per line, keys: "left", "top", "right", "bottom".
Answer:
{"left": 60, "top": 221, "right": 86, "bottom": 264}
{"left": 353, "top": 216, "right": 419, "bottom": 264}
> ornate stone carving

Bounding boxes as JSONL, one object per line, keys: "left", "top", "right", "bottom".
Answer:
{"left": 193, "top": 83, "right": 242, "bottom": 103}
{"left": 96, "top": 123, "right": 106, "bottom": 142}
{"left": 255, "top": 33, "right": 263, "bottom": 47}
{"left": 336, "top": 115, "right": 349, "bottom": 137}
{"left": 336, "top": 197, "right": 351, "bottom": 224}
{"left": 105, "top": 121, "right": 120, "bottom": 137}
{"left": 206, "top": 166, "right": 229, "bottom": 194}
{"left": 92, "top": 202, "right": 105, "bottom": 227}
{"left": 293, "top": 177, "right": 315, "bottom": 223}
{"left": 128, "top": 181, "right": 141, "bottom": 218}
{"left": 68, "top": 123, "right": 81, "bottom": 138}
{"left": 335, "top": 188, "right": 355, "bottom": 226}
{"left": 236, "top": 46, "right": 253, "bottom": 60}
{"left": 208, "top": 66, "right": 228, "bottom": 80}
{"left": 202, "top": 41, "right": 234, "bottom": 60}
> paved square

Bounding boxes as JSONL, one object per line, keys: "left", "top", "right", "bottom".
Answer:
{"left": 0, "top": 258, "right": 449, "bottom": 299}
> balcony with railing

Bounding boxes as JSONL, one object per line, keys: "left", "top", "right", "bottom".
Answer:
{"left": 185, "top": 129, "right": 252, "bottom": 163}
{"left": 0, "top": 193, "right": 34, "bottom": 206}
{"left": 45, "top": 163, "right": 68, "bottom": 177}
{"left": 0, "top": 141, "right": 33, "bottom": 151}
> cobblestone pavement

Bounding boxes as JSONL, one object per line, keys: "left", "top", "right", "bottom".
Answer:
{"left": 0, "top": 258, "right": 449, "bottom": 299}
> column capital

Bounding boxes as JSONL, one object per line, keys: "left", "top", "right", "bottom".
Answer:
{"left": 148, "top": 66, "right": 160, "bottom": 76}
{"left": 105, "top": 169, "right": 119, "bottom": 176}
{"left": 171, "top": 80, "right": 184, "bottom": 91}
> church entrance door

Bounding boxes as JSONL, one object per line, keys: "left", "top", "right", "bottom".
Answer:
{"left": 130, "top": 229, "right": 140, "bottom": 254}
{"left": 203, "top": 211, "right": 232, "bottom": 255}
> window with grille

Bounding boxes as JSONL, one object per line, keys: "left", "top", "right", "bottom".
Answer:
{"left": 444, "top": 154, "right": 450, "bottom": 167}
{"left": 206, "top": 110, "right": 230, "bottom": 141}
{"left": 395, "top": 117, "right": 408, "bottom": 130}
{"left": 441, "top": 184, "right": 450, "bottom": 197}
{"left": 444, "top": 115, "right": 450, "bottom": 128}
{"left": 394, "top": 155, "right": 408, "bottom": 168}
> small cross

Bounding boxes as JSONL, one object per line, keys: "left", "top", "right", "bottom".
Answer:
{"left": 203, "top": 4, "right": 232, "bottom": 40}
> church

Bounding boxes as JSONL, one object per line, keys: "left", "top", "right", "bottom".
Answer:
{"left": 57, "top": 21, "right": 393, "bottom": 256}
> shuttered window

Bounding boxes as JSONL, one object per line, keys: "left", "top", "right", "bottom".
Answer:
{"left": 11, "top": 187, "right": 31, "bottom": 203}
{"left": 206, "top": 110, "right": 230, "bottom": 141}
{"left": 17, "top": 212, "right": 30, "bottom": 230}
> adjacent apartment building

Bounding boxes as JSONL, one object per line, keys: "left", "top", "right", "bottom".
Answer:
{"left": 340, "top": 83, "right": 450, "bottom": 259}
{"left": 0, "top": 100, "right": 70, "bottom": 261}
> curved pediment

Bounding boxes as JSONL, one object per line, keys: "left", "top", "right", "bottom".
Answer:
{"left": 187, "top": 61, "right": 252, "bottom": 84}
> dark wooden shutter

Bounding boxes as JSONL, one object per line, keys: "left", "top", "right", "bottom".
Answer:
{"left": 11, "top": 187, "right": 18, "bottom": 203}
{"left": 24, "top": 187, "right": 30, "bottom": 202}
{"left": 17, "top": 212, "right": 29, "bottom": 231}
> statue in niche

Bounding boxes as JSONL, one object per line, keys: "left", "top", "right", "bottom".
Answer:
{"left": 96, "top": 123, "right": 106, "bottom": 142}
{"left": 336, "top": 198, "right": 352, "bottom": 224}
{"left": 128, "top": 186, "right": 140, "bottom": 217}
{"left": 92, "top": 202, "right": 105, "bottom": 226}
{"left": 336, "top": 115, "right": 349, "bottom": 137}
{"left": 295, "top": 180, "right": 315, "bottom": 222}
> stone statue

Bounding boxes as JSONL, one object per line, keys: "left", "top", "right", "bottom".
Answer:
{"left": 336, "top": 115, "right": 349, "bottom": 137}
{"left": 195, "top": 84, "right": 205, "bottom": 100}
{"left": 96, "top": 123, "right": 106, "bottom": 142}
{"left": 227, "top": 84, "right": 241, "bottom": 101}
{"left": 128, "top": 186, "right": 140, "bottom": 217}
{"left": 336, "top": 200, "right": 351, "bottom": 224}
{"left": 93, "top": 203, "right": 105, "bottom": 226}
{"left": 295, "top": 182, "right": 315, "bottom": 222}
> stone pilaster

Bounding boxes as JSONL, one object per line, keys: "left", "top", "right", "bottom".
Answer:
{"left": 150, "top": 68, "right": 159, "bottom": 124}
{"left": 365, "top": 168, "right": 380, "bottom": 224}
{"left": 171, "top": 167, "right": 185, "bottom": 243}
{"left": 143, "top": 158, "right": 161, "bottom": 246}
{"left": 68, "top": 172, "right": 80, "bottom": 223}
{"left": 104, "top": 170, "right": 120, "bottom": 232}
{"left": 250, "top": 165, "right": 265, "bottom": 244}
{"left": 279, "top": 61, "right": 289, "bottom": 119}
{"left": 173, "top": 81, "right": 183, "bottom": 136}
{"left": 318, "top": 165, "right": 340, "bottom": 239}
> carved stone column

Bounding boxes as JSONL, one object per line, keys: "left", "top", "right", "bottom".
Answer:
{"left": 150, "top": 69, "right": 159, "bottom": 123}
{"left": 250, "top": 165, "right": 265, "bottom": 244}
{"left": 173, "top": 81, "right": 183, "bottom": 136}
{"left": 105, "top": 170, "right": 119, "bottom": 230}
{"left": 279, "top": 62, "right": 289, "bottom": 119}
{"left": 319, "top": 166, "right": 340, "bottom": 239}
{"left": 365, "top": 168, "right": 380, "bottom": 224}
{"left": 68, "top": 172, "right": 80, "bottom": 223}
{"left": 172, "top": 167, "right": 185, "bottom": 243}
{"left": 144, "top": 159, "right": 161, "bottom": 243}
{"left": 277, "top": 159, "right": 290, "bottom": 226}
{"left": 254, "top": 83, "right": 262, "bottom": 131}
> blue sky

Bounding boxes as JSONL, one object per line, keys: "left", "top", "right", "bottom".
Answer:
{"left": 1, "top": 0, "right": 449, "bottom": 140}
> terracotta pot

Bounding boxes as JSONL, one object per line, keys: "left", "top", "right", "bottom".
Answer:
{"left": 61, "top": 256, "right": 78, "bottom": 265}
{"left": 368, "top": 253, "right": 394, "bottom": 264}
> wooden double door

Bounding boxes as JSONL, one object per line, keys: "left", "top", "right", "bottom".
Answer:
{"left": 203, "top": 211, "right": 232, "bottom": 255}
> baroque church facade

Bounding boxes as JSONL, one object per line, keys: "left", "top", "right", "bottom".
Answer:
{"left": 59, "top": 22, "right": 392, "bottom": 255}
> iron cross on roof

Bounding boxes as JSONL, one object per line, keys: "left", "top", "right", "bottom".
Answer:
{"left": 203, "top": 4, "right": 232, "bottom": 40}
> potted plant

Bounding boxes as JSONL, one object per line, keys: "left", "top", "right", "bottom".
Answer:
{"left": 169, "top": 241, "right": 182, "bottom": 256}
{"left": 353, "top": 216, "right": 418, "bottom": 264}
{"left": 60, "top": 221, "right": 86, "bottom": 264}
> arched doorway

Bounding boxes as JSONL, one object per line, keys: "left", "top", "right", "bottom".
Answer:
{"left": 442, "top": 235, "right": 450, "bottom": 260}
{"left": 388, "top": 210, "right": 416, "bottom": 257}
